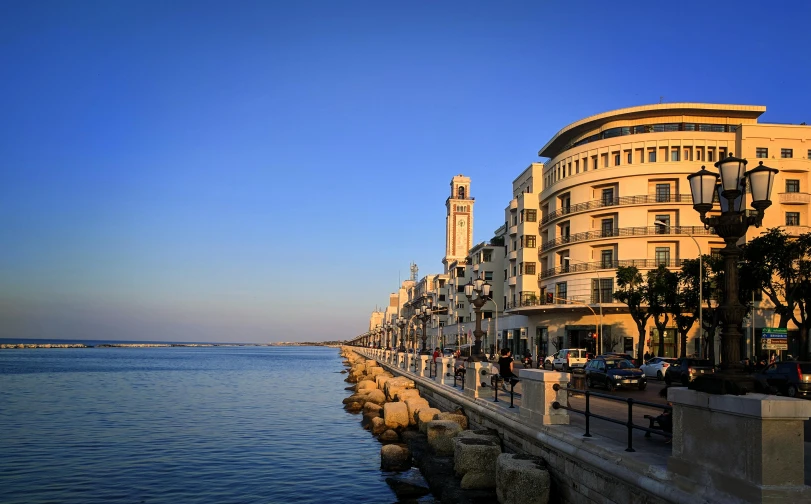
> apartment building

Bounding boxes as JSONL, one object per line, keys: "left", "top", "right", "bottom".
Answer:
{"left": 504, "top": 102, "right": 811, "bottom": 359}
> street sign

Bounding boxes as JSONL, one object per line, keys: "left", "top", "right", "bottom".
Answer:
{"left": 761, "top": 327, "right": 788, "bottom": 351}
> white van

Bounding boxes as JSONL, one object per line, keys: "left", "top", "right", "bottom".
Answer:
{"left": 548, "top": 348, "right": 588, "bottom": 371}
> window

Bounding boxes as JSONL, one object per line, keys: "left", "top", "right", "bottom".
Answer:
{"left": 600, "top": 249, "right": 613, "bottom": 268}
{"left": 518, "top": 263, "right": 524, "bottom": 275}
{"left": 786, "top": 180, "right": 800, "bottom": 193}
{"left": 808, "top": 149, "right": 811, "bottom": 159}
{"left": 655, "top": 215, "right": 670, "bottom": 234}
{"left": 483, "top": 251, "right": 492, "bottom": 262}
{"left": 568, "top": 163, "right": 572, "bottom": 176}
{"left": 655, "top": 247, "right": 671, "bottom": 266}
{"left": 592, "top": 157, "right": 598, "bottom": 170}
{"left": 782, "top": 148, "right": 793, "bottom": 159}
{"left": 707, "top": 149, "right": 714, "bottom": 162}
{"left": 786, "top": 212, "right": 800, "bottom": 226}
{"left": 601, "top": 218, "right": 614, "bottom": 237}
{"left": 671, "top": 149, "right": 680, "bottom": 162}
{"left": 483, "top": 311, "right": 492, "bottom": 319}
{"left": 614, "top": 153, "right": 620, "bottom": 166}
{"left": 524, "top": 235, "right": 536, "bottom": 248}
{"left": 756, "top": 148, "right": 768, "bottom": 158}
{"left": 602, "top": 154, "right": 609, "bottom": 168}
{"left": 684, "top": 148, "right": 691, "bottom": 161}
{"left": 439, "top": 294, "right": 446, "bottom": 301}
{"left": 457, "top": 285, "right": 465, "bottom": 293}
{"left": 575, "top": 160, "right": 579, "bottom": 174}
{"left": 525, "top": 209, "right": 537, "bottom": 222}
{"left": 592, "top": 278, "right": 614, "bottom": 303}
{"left": 555, "top": 282, "right": 567, "bottom": 302}
{"left": 696, "top": 149, "right": 702, "bottom": 161}
{"left": 456, "top": 302, "right": 464, "bottom": 309}
{"left": 484, "top": 271, "right": 493, "bottom": 281}
{"left": 648, "top": 150, "right": 657, "bottom": 163}
{"left": 524, "top": 262, "right": 536, "bottom": 275}
{"left": 601, "top": 188, "right": 615, "bottom": 206}
{"left": 655, "top": 184, "right": 671, "bottom": 202}
{"left": 627, "top": 151, "right": 632, "bottom": 164}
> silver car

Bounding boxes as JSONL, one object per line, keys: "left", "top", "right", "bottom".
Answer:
{"left": 639, "top": 357, "right": 677, "bottom": 380}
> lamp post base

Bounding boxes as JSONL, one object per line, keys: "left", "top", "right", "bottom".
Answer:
{"left": 688, "top": 370, "right": 756, "bottom": 395}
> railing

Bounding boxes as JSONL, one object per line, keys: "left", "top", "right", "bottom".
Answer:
{"left": 542, "top": 194, "right": 692, "bottom": 225}
{"left": 541, "top": 225, "right": 711, "bottom": 252}
{"left": 551, "top": 383, "right": 672, "bottom": 452}
{"left": 778, "top": 192, "right": 811, "bottom": 204}
{"left": 539, "top": 259, "right": 685, "bottom": 280}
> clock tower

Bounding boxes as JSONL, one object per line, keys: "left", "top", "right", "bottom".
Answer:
{"left": 443, "top": 175, "right": 474, "bottom": 273}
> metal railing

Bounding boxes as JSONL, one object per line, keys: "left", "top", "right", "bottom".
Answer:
{"left": 542, "top": 194, "right": 692, "bottom": 224}
{"left": 539, "top": 258, "right": 685, "bottom": 280}
{"left": 551, "top": 384, "right": 672, "bottom": 452}
{"left": 541, "top": 225, "right": 712, "bottom": 252}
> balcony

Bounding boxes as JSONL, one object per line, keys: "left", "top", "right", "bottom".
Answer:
{"left": 541, "top": 194, "right": 692, "bottom": 225}
{"left": 508, "top": 250, "right": 517, "bottom": 261}
{"left": 779, "top": 192, "right": 811, "bottom": 205}
{"left": 508, "top": 276, "right": 517, "bottom": 286}
{"left": 539, "top": 258, "right": 686, "bottom": 280}
{"left": 785, "top": 225, "right": 811, "bottom": 237}
{"left": 509, "top": 199, "right": 518, "bottom": 211}
{"left": 509, "top": 224, "right": 518, "bottom": 236}
{"left": 541, "top": 225, "right": 711, "bottom": 252}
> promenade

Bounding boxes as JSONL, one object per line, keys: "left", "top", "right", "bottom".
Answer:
{"left": 354, "top": 347, "right": 811, "bottom": 503}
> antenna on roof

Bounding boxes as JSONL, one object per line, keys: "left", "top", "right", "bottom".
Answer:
{"left": 659, "top": 96, "right": 664, "bottom": 104}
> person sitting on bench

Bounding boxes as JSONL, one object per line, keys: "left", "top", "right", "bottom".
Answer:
{"left": 497, "top": 348, "right": 519, "bottom": 391}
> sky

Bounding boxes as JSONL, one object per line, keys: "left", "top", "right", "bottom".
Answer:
{"left": 1, "top": 1, "right": 810, "bottom": 343}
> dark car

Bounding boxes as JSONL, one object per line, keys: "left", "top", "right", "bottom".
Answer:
{"left": 664, "top": 358, "right": 714, "bottom": 386}
{"left": 600, "top": 352, "right": 638, "bottom": 366}
{"left": 584, "top": 357, "right": 647, "bottom": 391}
{"left": 753, "top": 361, "right": 811, "bottom": 398}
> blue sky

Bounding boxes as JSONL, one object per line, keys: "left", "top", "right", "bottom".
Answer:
{"left": 1, "top": 1, "right": 810, "bottom": 343}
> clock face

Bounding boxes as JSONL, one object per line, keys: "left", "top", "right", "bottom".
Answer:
{"left": 458, "top": 220, "right": 465, "bottom": 227}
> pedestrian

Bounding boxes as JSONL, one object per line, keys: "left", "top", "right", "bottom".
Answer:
{"left": 432, "top": 347, "right": 440, "bottom": 363}
{"left": 644, "top": 351, "right": 651, "bottom": 362}
{"left": 497, "top": 348, "right": 519, "bottom": 391}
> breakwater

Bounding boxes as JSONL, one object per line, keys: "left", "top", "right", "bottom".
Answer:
{"left": 340, "top": 347, "right": 550, "bottom": 504}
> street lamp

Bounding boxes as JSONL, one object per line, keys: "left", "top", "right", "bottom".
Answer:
{"left": 464, "top": 276, "right": 492, "bottom": 361}
{"left": 384, "top": 322, "right": 393, "bottom": 350}
{"left": 396, "top": 316, "right": 406, "bottom": 352}
{"left": 563, "top": 256, "right": 603, "bottom": 354}
{"left": 416, "top": 296, "right": 434, "bottom": 355}
{"left": 687, "top": 155, "right": 778, "bottom": 394}
{"left": 655, "top": 219, "right": 703, "bottom": 358}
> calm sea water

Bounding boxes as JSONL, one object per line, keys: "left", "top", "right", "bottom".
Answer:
{"left": 0, "top": 346, "right": 398, "bottom": 504}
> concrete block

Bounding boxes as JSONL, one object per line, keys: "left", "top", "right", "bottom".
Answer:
{"left": 495, "top": 453, "right": 550, "bottom": 504}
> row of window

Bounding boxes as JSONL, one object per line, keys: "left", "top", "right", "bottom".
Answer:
{"left": 756, "top": 148, "right": 811, "bottom": 159}
{"left": 545, "top": 145, "right": 728, "bottom": 188}
{"left": 567, "top": 122, "right": 738, "bottom": 151}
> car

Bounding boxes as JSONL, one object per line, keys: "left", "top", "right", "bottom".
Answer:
{"left": 584, "top": 357, "right": 647, "bottom": 391}
{"left": 546, "top": 348, "right": 588, "bottom": 371}
{"left": 640, "top": 357, "right": 678, "bottom": 380}
{"left": 664, "top": 358, "right": 714, "bottom": 386}
{"left": 753, "top": 361, "right": 811, "bottom": 398}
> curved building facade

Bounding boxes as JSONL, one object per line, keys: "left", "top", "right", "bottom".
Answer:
{"left": 504, "top": 103, "right": 811, "bottom": 359}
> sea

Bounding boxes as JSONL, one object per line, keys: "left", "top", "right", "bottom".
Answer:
{"left": 0, "top": 341, "right": 401, "bottom": 503}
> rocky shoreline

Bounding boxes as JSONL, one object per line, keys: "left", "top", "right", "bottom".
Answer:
{"left": 340, "top": 348, "right": 550, "bottom": 504}
{"left": 1, "top": 343, "right": 254, "bottom": 350}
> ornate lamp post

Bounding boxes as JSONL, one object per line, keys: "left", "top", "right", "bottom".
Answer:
{"left": 687, "top": 155, "right": 777, "bottom": 394}
{"left": 384, "top": 322, "right": 393, "bottom": 349}
{"left": 464, "top": 276, "right": 492, "bottom": 361}
{"left": 396, "top": 316, "right": 407, "bottom": 352}
{"left": 416, "top": 296, "right": 434, "bottom": 355}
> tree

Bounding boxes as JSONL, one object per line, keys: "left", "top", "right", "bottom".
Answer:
{"left": 741, "top": 228, "right": 811, "bottom": 359}
{"left": 646, "top": 265, "right": 679, "bottom": 357}
{"left": 675, "top": 259, "right": 701, "bottom": 358}
{"left": 614, "top": 266, "right": 652, "bottom": 364}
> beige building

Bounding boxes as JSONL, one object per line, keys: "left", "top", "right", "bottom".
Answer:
{"left": 503, "top": 102, "right": 811, "bottom": 359}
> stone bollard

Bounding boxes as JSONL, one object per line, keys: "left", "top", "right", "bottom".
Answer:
{"left": 384, "top": 350, "right": 390, "bottom": 363}
{"left": 383, "top": 402, "right": 410, "bottom": 430}
{"left": 398, "top": 352, "right": 406, "bottom": 369}
{"left": 419, "top": 355, "right": 430, "bottom": 377}
{"left": 406, "top": 353, "right": 415, "bottom": 374}
{"left": 464, "top": 362, "right": 496, "bottom": 399}
{"left": 495, "top": 453, "right": 549, "bottom": 504}
{"left": 436, "top": 357, "right": 451, "bottom": 385}
{"left": 667, "top": 387, "right": 811, "bottom": 503}
{"left": 517, "top": 369, "right": 570, "bottom": 425}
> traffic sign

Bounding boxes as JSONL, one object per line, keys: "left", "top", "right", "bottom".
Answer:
{"left": 761, "top": 327, "right": 788, "bottom": 351}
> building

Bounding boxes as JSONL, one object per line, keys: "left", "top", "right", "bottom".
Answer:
{"left": 504, "top": 102, "right": 810, "bottom": 359}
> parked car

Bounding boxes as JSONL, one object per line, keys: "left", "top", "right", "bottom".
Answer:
{"left": 584, "top": 357, "right": 647, "bottom": 391}
{"left": 753, "top": 361, "right": 811, "bottom": 398}
{"left": 600, "top": 352, "right": 638, "bottom": 367}
{"left": 545, "top": 348, "right": 588, "bottom": 371}
{"left": 664, "top": 358, "right": 714, "bottom": 386}
{"left": 640, "top": 357, "right": 678, "bottom": 380}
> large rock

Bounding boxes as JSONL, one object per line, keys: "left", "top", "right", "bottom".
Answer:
{"left": 365, "top": 389, "right": 387, "bottom": 405}
{"left": 370, "top": 416, "right": 387, "bottom": 435}
{"left": 381, "top": 443, "right": 411, "bottom": 471}
{"left": 357, "top": 380, "right": 377, "bottom": 392}
{"left": 385, "top": 469, "right": 431, "bottom": 500}
{"left": 362, "top": 402, "right": 383, "bottom": 417}
{"left": 416, "top": 407, "right": 442, "bottom": 433}
{"left": 434, "top": 412, "right": 468, "bottom": 430}
{"left": 426, "top": 420, "right": 463, "bottom": 456}
{"left": 395, "top": 388, "right": 422, "bottom": 402}
{"left": 379, "top": 429, "right": 400, "bottom": 443}
{"left": 365, "top": 360, "right": 378, "bottom": 368}
{"left": 383, "top": 402, "right": 409, "bottom": 430}
{"left": 376, "top": 375, "right": 392, "bottom": 390}
{"left": 405, "top": 398, "right": 430, "bottom": 426}
{"left": 366, "top": 366, "right": 384, "bottom": 379}
{"left": 495, "top": 454, "right": 550, "bottom": 504}
{"left": 342, "top": 393, "right": 368, "bottom": 405}
{"left": 457, "top": 429, "right": 501, "bottom": 447}
{"left": 384, "top": 377, "right": 415, "bottom": 401}
{"left": 454, "top": 437, "right": 502, "bottom": 490}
